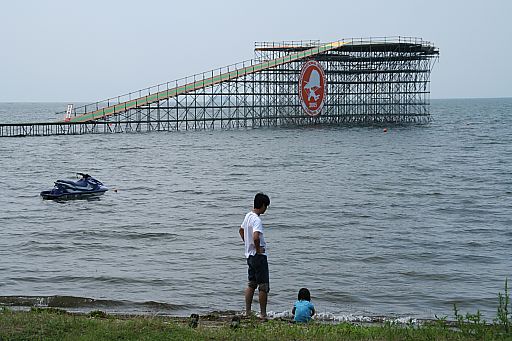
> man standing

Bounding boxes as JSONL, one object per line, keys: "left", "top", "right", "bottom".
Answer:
{"left": 239, "top": 193, "right": 270, "bottom": 319}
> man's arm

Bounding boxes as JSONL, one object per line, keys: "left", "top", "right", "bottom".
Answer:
{"left": 253, "top": 231, "right": 265, "bottom": 254}
{"left": 239, "top": 227, "right": 244, "bottom": 242}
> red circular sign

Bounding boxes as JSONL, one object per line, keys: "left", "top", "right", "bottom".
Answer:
{"left": 299, "top": 60, "right": 326, "bottom": 116}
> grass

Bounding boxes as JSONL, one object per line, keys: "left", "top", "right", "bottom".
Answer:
{"left": 0, "top": 308, "right": 511, "bottom": 341}
{"left": 1, "top": 279, "right": 510, "bottom": 341}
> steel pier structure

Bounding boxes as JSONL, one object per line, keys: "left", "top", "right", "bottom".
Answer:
{"left": 0, "top": 37, "right": 438, "bottom": 137}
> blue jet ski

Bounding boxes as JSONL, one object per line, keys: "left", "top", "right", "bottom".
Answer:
{"left": 40, "top": 173, "right": 108, "bottom": 200}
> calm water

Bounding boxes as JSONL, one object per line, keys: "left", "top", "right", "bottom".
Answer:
{"left": 0, "top": 99, "right": 511, "bottom": 321}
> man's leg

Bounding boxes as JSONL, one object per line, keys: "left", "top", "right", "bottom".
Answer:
{"left": 258, "top": 288, "right": 267, "bottom": 317}
{"left": 245, "top": 286, "right": 255, "bottom": 316}
{"left": 257, "top": 255, "right": 269, "bottom": 318}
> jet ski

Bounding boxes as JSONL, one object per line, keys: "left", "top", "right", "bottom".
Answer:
{"left": 40, "top": 173, "right": 108, "bottom": 200}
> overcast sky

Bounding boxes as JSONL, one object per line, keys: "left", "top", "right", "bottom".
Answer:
{"left": 1, "top": 0, "right": 511, "bottom": 102}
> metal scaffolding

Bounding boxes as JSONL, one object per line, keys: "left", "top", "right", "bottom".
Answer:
{"left": 0, "top": 37, "right": 438, "bottom": 137}
{"left": 253, "top": 37, "right": 438, "bottom": 126}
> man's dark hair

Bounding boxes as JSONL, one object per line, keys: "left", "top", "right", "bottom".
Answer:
{"left": 254, "top": 193, "right": 270, "bottom": 209}
{"left": 298, "top": 288, "right": 311, "bottom": 301}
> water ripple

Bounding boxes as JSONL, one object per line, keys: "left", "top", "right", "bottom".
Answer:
{"left": 1, "top": 99, "right": 511, "bottom": 320}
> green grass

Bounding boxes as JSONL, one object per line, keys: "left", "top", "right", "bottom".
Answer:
{"left": 1, "top": 309, "right": 511, "bottom": 341}
{"left": 1, "top": 279, "right": 510, "bottom": 341}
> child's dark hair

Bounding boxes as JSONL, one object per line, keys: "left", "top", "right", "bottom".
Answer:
{"left": 254, "top": 193, "right": 270, "bottom": 209}
{"left": 298, "top": 288, "right": 311, "bottom": 301}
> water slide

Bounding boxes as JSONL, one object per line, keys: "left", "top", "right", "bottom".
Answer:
{"left": 68, "top": 41, "right": 344, "bottom": 123}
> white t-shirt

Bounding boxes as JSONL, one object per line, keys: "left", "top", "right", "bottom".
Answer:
{"left": 241, "top": 211, "right": 267, "bottom": 258}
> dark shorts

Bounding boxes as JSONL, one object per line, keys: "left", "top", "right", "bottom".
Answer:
{"left": 247, "top": 254, "right": 269, "bottom": 292}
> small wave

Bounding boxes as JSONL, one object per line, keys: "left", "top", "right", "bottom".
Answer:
{"left": 140, "top": 301, "right": 180, "bottom": 310}
{"left": 171, "top": 189, "right": 205, "bottom": 195}
{"left": 9, "top": 275, "right": 169, "bottom": 287}
{"left": 465, "top": 240, "right": 483, "bottom": 247}
{"left": 122, "top": 186, "right": 155, "bottom": 192}
{"left": 117, "top": 146, "right": 147, "bottom": 151}
{"left": 22, "top": 243, "right": 70, "bottom": 252}
{"left": 225, "top": 172, "right": 247, "bottom": 177}
{"left": 315, "top": 290, "right": 364, "bottom": 304}
{"left": 0, "top": 295, "right": 119, "bottom": 308}
{"left": 0, "top": 295, "right": 184, "bottom": 312}
{"left": 456, "top": 254, "right": 498, "bottom": 264}
{"left": 269, "top": 310, "right": 418, "bottom": 324}
{"left": 398, "top": 271, "right": 454, "bottom": 281}
{"left": 51, "top": 229, "right": 178, "bottom": 241}
{"left": 361, "top": 255, "right": 389, "bottom": 264}
{"left": 126, "top": 231, "right": 178, "bottom": 240}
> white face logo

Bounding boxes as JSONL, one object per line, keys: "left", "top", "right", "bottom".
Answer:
{"left": 299, "top": 60, "right": 326, "bottom": 116}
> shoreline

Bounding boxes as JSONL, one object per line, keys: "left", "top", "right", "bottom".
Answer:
{"left": 3, "top": 305, "right": 453, "bottom": 327}
{"left": 0, "top": 295, "right": 449, "bottom": 323}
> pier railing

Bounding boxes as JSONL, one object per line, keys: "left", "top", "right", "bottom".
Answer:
{"left": 62, "top": 41, "right": 347, "bottom": 123}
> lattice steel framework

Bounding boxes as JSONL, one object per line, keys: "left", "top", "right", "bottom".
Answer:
{"left": 44, "top": 37, "right": 439, "bottom": 136}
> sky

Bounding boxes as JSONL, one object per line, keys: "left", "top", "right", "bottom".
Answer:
{"left": 1, "top": 0, "right": 511, "bottom": 102}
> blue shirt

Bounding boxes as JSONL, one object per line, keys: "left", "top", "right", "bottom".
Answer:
{"left": 293, "top": 300, "right": 315, "bottom": 322}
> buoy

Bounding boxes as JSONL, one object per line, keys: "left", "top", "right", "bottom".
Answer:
{"left": 383, "top": 128, "right": 388, "bottom": 133}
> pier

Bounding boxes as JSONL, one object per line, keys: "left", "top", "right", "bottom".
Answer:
{"left": 0, "top": 37, "right": 438, "bottom": 137}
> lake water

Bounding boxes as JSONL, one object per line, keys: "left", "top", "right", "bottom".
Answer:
{"left": 0, "top": 98, "right": 511, "bottom": 322}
